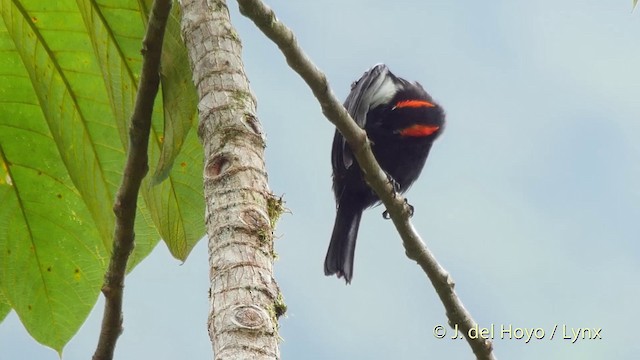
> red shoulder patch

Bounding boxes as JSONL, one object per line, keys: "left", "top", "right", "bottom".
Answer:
{"left": 393, "top": 100, "right": 435, "bottom": 109}
{"left": 399, "top": 124, "right": 440, "bottom": 137}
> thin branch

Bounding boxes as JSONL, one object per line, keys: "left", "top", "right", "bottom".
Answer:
{"left": 92, "top": 1, "right": 172, "bottom": 359}
{"left": 236, "top": 1, "right": 495, "bottom": 359}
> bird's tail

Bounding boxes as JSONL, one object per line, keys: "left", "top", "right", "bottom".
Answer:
{"left": 324, "top": 199, "right": 363, "bottom": 284}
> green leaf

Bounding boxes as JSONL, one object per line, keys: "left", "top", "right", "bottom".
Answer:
{"left": 0, "top": 0, "right": 203, "bottom": 352}
{"left": 635, "top": 0, "right": 638, "bottom": 10}
{"left": 153, "top": 5, "right": 199, "bottom": 184}
{"left": 74, "top": 0, "right": 202, "bottom": 260}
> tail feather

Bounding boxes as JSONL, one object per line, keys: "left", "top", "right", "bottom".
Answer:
{"left": 324, "top": 201, "right": 363, "bottom": 284}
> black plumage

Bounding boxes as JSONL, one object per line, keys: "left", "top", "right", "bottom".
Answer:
{"left": 325, "top": 64, "right": 445, "bottom": 284}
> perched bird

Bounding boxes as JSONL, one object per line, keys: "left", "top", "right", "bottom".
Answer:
{"left": 324, "top": 64, "right": 445, "bottom": 284}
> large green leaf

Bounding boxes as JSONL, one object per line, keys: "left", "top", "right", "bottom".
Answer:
{"left": 73, "top": 0, "right": 201, "bottom": 259}
{"left": 154, "top": 6, "right": 199, "bottom": 184}
{"left": 0, "top": 0, "right": 202, "bottom": 352}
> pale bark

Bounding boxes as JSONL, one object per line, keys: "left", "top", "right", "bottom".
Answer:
{"left": 179, "top": 1, "right": 283, "bottom": 359}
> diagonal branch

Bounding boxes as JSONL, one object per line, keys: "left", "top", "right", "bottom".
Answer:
{"left": 92, "top": 1, "right": 172, "bottom": 359}
{"left": 236, "top": 0, "right": 496, "bottom": 359}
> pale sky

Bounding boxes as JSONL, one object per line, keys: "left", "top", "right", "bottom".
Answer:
{"left": 1, "top": 1, "right": 639, "bottom": 359}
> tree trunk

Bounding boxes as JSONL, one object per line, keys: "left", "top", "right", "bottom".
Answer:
{"left": 179, "top": 1, "right": 284, "bottom": 358}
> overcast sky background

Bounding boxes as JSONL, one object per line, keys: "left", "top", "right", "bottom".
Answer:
{"left": 1, "top": 0, "right": 639, "bottom": 359}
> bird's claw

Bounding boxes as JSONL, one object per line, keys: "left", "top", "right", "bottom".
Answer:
{"left": 385, "top": 172, "right": 401, "bottom": 196}
{"left": 382, "top": 199, "right": 414, "bottom": 220}
{"left": 405, "top": 199, "right": 414, "bottom": 217}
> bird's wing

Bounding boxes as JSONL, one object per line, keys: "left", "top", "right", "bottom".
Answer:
{"left": 335, "top": 64, "right": 399, "bottom": 170}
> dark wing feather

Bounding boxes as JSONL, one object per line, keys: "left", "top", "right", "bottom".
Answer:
{"left": 332, "top": 64, "right": 398, "bottom": 171}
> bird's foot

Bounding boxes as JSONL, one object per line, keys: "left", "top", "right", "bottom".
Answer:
{"left": 405, "top": 198, "right": 414, "bottom": 217}
{"left": 382, "top": 198, "right": 414, "bottom": 220}
{"left": 385, "top": 172, "right": 401, "bottom": 196}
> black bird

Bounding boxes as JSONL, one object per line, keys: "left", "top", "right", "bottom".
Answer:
{"left": 324, "top": 64, "right": 445, "bottom": 284}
